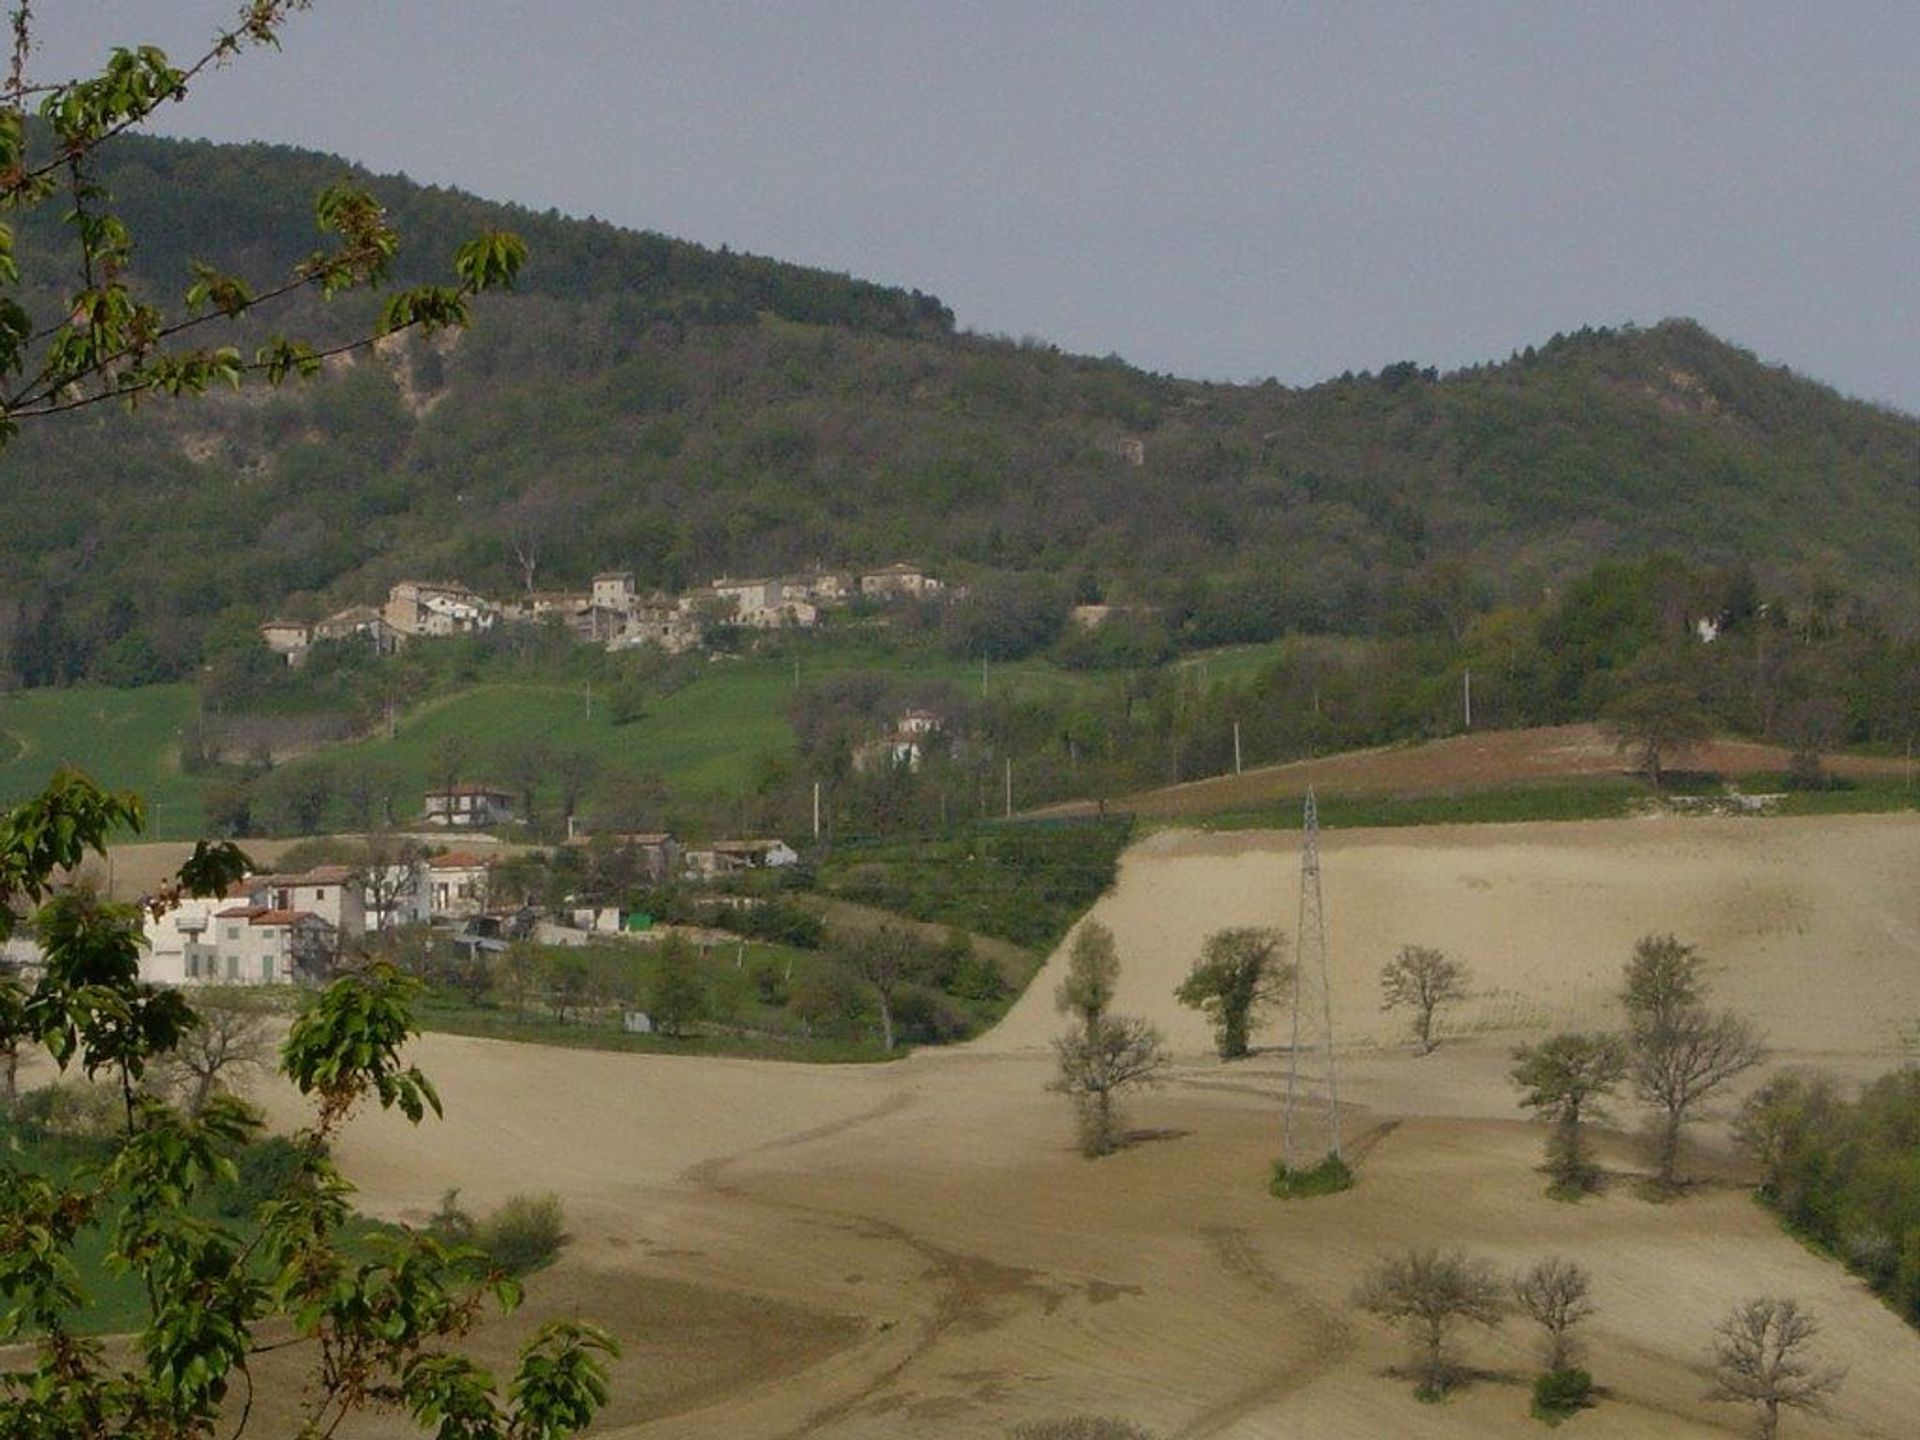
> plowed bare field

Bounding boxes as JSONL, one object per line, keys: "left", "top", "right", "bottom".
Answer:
{"left": 222, "top": 812, "right": 1919, "bottom": 1438}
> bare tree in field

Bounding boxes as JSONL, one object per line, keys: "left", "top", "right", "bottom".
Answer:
{"left": 149, "top": 990, "right": 275, "bottom": 1115}
{"left": 1354, "top": 1247, "right": 1506, "bottom": 1399}
{"left": 1050, "top": 1014, "right": 1169, "bottom": 1158}
{"left": 846, "top": 924, "right": 921, "bottom": 1053}
{"left": 1622, "top": 934, "right": 1766, "bottom": 1190}
{"left": 1512, "top": 1257, "right": 1596, "bottom": 1371}
{"left": 1710, "top": 1298, "right": 1844, "bottom": 1440}
{"left": 1379, "top": 944, "right": 1469, "bottom": 1054}
{"left": 1511, "top": 1031, "right": 1629, "bottom": 1195}
{"left": 426, "top": 732, "right": 475, "bottom": 798}
{"left": 1055, "top": 921, "right": 1119, "bottom": 1029}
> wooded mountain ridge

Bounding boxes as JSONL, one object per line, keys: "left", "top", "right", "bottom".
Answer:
{"left": 1, "top": 133, "right": 1913, "bottom": 688}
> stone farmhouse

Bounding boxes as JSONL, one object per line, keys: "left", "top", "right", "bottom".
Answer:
{"left": 423, "top": 784, "right": 516, "bottom": 828}
{"left": 137, "top": 852, "right": 500, "bottom": 987}
{"left": 384, "top": 580, "right": 499, "bottom": 639}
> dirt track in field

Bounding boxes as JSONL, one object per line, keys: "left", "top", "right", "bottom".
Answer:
{"left": 217, "top": 811, "right": 1920, "bottom": 1439}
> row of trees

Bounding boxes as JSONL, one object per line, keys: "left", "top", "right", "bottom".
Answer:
{"left": 1512, "top": 934, "right": 1765, "bottom": 1195}
{"left": 1050, "top": 925, "right": 1475, "bottom": 1154}
{"left": 1356, "top": 1248, "right": 1842, "bottom": 1436}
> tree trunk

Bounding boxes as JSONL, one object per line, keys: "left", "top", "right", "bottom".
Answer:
{"left": 1222, "top": 1008, "right": 1248, "bottom": 1058}
{"left": 1424, "top": 1318, "right": 1446, "bottom": 1394}
{"left": 1657, "top": 1106, "right": 1684, "bottom": 1188}
{"left": 1416, "top": 1007, "right": 1435, "bottom": 1054}
{"left": 190, "top": 1067, "right": 216, "bottom": 1117}
{"left": 877, "top": 990, "right": 895, "bottom": 1052}
{"left": 2, "top": 1044, "right": 16, "bottom": 1109}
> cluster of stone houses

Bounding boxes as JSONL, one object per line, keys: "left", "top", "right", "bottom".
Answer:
{"left": 119, "top": 830, "right": 800, "bottom": 988}
{"left": 260, "top": 562, "right": 944, "bottom": 665}
{"left": 138, "top": 853, "right": 495, "bottom": 986}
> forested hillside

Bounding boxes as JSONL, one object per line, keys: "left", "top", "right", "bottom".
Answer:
{"left": 0, "top": 133, "right": 1913, "bottom": 689}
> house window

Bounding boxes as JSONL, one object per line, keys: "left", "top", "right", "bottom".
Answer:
{"left": 226, "top": 926, "right": 240, "bottom": 941}
{"left": 315, "top": 888, "right": 326, "bottom": 902}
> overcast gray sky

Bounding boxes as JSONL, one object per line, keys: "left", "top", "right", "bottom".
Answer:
{"left": 33, "top": 3, "right": 1920, "bottom": 413}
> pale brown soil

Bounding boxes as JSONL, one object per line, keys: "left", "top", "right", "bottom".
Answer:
{"left": 197, "top": 811, "right": 1920, "bottom": 1438}
{"left": 1037, "top": 722, "right": 1915, "bottom": 820}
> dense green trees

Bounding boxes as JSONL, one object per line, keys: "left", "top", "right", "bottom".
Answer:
{"left": 2, "top": 118, "right": 1913, "bottom": 699}
{"left": 1175, "top": 927, "right": 1290, "bottom": 1060}
{"left": 1738, "top": 1066, "right": 1920, "bottom": 1323}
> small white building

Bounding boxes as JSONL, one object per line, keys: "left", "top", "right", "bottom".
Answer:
{"left": 712, "top": 576, "right": 784, "bottom": 619}
{"left": 687, "top": 838, "right": 800, "bottom": 878}
{"left": 859, "top": 563, "right": 942, "bottom": 600}
{"left": 140, "top": 895, "right": 226, "bottom": 985}
{"left": 260, "top": 620, "right": 311, "bottom": 665}
{"left": 592, "top": 571, "right": 636, "bottom": 611}
{"left": 247, "top": 866, "right": 365, "bottom": 939}
{"left": 198, "top": 907, "right": 337, "bottom": 985}
{"left": 423, "top": 785, "right": 515, "bottom": 829}
{"left": 424, "top": 852, "right": 492, "bottom": 919}
{"left": 384, "top": 581, "right": 498, "bottom": 639}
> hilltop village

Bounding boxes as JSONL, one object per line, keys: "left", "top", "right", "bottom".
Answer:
{"left": 258, "top": 562, "right": 948, "bottom": 665}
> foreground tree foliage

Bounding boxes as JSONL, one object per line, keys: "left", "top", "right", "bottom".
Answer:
{"left": 1709, "top": 1298, "right": 1844, "bottom": 1440}
{"left": 0, "top": 769, "right": 616, "bottom": 1437}
{"left": 1353, "top": 1247, "right": 1506, "bottom": 1400}
{"left": 1510, "top": 1032, "right": 1628, "bottom": 1196}
{"left": 0, "top": 2, "right": 526, "bottom": 441}
{"left": 1174, "top": 926, "right": 1289, "bottom": 1060}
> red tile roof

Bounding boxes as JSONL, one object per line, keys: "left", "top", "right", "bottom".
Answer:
{"left": 427, "top": 852, "right": 491, "bottom": 870}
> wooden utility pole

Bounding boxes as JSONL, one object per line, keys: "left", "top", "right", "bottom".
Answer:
{"left": 1463, "top": 669, "right": 1472, "bottom": 730}
{"left": 1234, "top": 720, "right": 1243, "bottom": 775}
{"left": 812, "top": 780, "right": 821, "bottom": 840}
{"left": 1004, "top": 758, "right": 1012, "bottom": 819}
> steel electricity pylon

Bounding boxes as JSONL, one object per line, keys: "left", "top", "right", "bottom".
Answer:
{"left": 1282, "top": 786, "right": 1342, "bottom": 1166}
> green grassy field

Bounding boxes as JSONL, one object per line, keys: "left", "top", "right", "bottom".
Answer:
{"left": 0, "top": 644, "right": 1127, "bottom": 838}
{"left": 333, "top": 644, "right": 1097, "bottom": 808}
{"left": 0, "top": 684, "right": 205, "bottom": 833}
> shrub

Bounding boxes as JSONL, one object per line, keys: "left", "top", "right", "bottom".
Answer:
{"left": 1531, "top": 1367, "right": 1594, "bottom": 1424}
{"left": 425, "top": 1187, "right": 477, "bottom": 1246}
{"left": 892, "top": 984, "right": 973, "bottom": 1044}
{"left": 475, "top": 1192, "right": 567, "bottom": 1275}
{"left": 13, "top": 1079, "right": 124, "bottom": 1137}
{"left": 749, "top": 958, "right": 790, "bottom": 1007}
{"left": 1269, "top": 1152, "right": 1355, "bottom": 1199}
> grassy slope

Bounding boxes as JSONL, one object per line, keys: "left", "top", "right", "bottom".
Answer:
{"left": 327, "top": 647, "right": 1095, "bottom": 812}
{"left": 0, "top": 648, "right": 1106, "bottom": 837}
{"left": 0, "top": 684, "right": 204, "bottom": 831}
